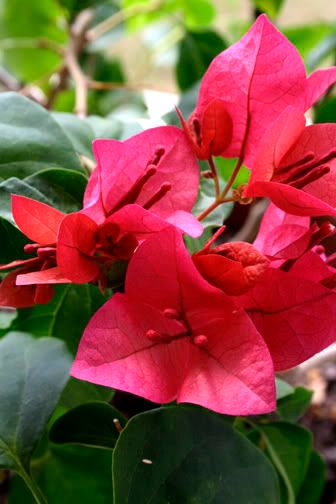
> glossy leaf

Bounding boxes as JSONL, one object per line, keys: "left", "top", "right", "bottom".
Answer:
{"left": 176, "top": 30, "right": 227, "bottom": 91}
{"left": 10, "top": 284, "right": 106, "bottom": 354}
{"left": 50, "top": 402, "right": 127, "bottom": 449}
{"left": 277, "top": 387, "right": 313, "bottom": 422}
{"left": 113, "top": 406, "right": 280, "bottom": 503}
{"left": 9, "top": 445, "right": 113, "bottom": 504}
{"left": 260, "top": 422, "right": 312, "bottom": 504}
{"left": 297, "top": 451, "right": 326, "bottom": 504}
{"left": 0, "top": 217, "right": 29, "bottom": 264}
{"left": 0, "top": 93, "right": 83, "bottom": 179}
{"left": 0, "top": 332, "right": 72, "bottom": 470}
{"left": 59, "top": 379, "right": 114, "bottom": 410}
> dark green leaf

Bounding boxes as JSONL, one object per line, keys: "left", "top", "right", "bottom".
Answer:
{"left": 277, "top": 387, "right": 312, "bottom": 422}
{"left": 0, "top": 217, "right": 28, "bottom": 264}
{"left": 260, "top": 422, "right": 312, "bottom": 504}
{"left": 113, "top": 406, "right": 280, "bottom": 503}
{"left": 9, "top": 445, "right": 113, "bottom": 504}
{"left": 50, "top": 402, "right": 126, "bottom": 449}
{"left": 11, "top": 284, "right": 106, "bottom": 354}
{"left": 0, "top": 0, "right": 67, "bottom": 81}
{"left": 297, "top": 451, "right": 326, "bottom": 504}
{"left": 0, "top": 93, "right": 83, "bottom": 179}
{"left": 59, "top": 378, "right": 114, "bottom": 410}
{"left": 0, "top": 332, "right": 72, "bottom": 470}
{"left": 275, "top": 377, "right": 294, "bottom": 400}
{"left": 176, "top": 30, "right": 226, "bottom": 91}
{"left": 315, "top": 96, "right": 336, "bottom": 123}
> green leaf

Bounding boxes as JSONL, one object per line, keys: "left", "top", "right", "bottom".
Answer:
{"left": 0, "top": 169, "right": 86, "bottom": 222}
{"left": 9, "top": 445, "right": 113, "bottom": 504}
{"left": 0, "top": 332, "right": 72, "bottom": 471}
{"left": 86, "top": 115, "right": 122, "bottom": 139}
{"left": 52, "top": 113, "right": 96, "bottom": 159}
{"left": 59, "top": 378, "right": 114, "bottom": 410}
{"left": 260, "top": 422, "right": 312, "bottom": 504}
{"left": 277, "top": 387, "right": 312, "bottom": 422}
{"left": 253, "top": 0, "right": 284, "bottom": 18}
{"left": 275, "top": 377, "right": 294, "bottom": 400}
{"left": 180, "top": 0, "right": 216, "bottom": 29}
{"left": 50, "top": 402, "right": 126, "bottom": 449}
{"left": 297, "top": 451, "right": 326, "bottom": 504}
{"left": 11, "top": 284, "right": 106, "bottom": 354}
{"left": 113, "top": 406, "right": 280, "bottom": 503}
{"left": 184, "top": 227, "right": 212, "bottom": 254}
{"left": 307, "top": 32, "right": 336, "bottom": 70}
{"left": 315, "top": 96, "right": 336, "bottom": 123}
{"left": 0, "top": 0, "right": 67, "bottom": 81}
{"left": 176, "top": 30, "right": 226, "bottom": 90}
{"left": 0, "top": 93, "right": 83, "bottom": 179}
{"left": 0, "top": 217, "right": 28, "bottom": 264}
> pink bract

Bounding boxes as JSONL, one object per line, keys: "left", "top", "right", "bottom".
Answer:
{"left": 192, "top": 14, "right": 336, "bottom": 166}
{"left": 71, "top": 228, "right": 276, "bottom": 416}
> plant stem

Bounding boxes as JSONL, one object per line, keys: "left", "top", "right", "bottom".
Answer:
{"left": 197, "top": 156, "right": 243, "bottom": 222}
{"left": 197, "top": 197, "right": 234, "bottom": 222}
{"left": 220, "top": 157, "right": 243, "bottom": 200}
{"left": 207, "top": 156, "right": 220, "bottom": 199}
{"left": 18, "top": 465, "right": 47, "bottom": 504}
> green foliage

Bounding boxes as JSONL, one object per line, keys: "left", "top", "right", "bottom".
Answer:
{"left": 0, "top": 93, "right": 83, "bottom": 179}
{"left": 275, "top": 377, "right": 294, "bottom": 400}
{"left": 315, "top": 96, "right": 336, "bottom": 123}
{"left": 9, "top": 445, "right": 113, "bottom": 504}
{"left": 0, "top": 332, "right": 71, "bottom": 482}
{"left": 176, "top": 30, "right": 227, "bottom": 91}
{"left": 113, "top": 406, "right": 280, "bottom": 503}
{"left": 260, "top": 422, "right": 312, "bottom": 504}
{"left": 0, "top": 217, "right": 29, "bottom": 263}
{"left": 297, "top": 451, "right": 326, "bottom": 504}
{"left": 49, "top": 402, "right": 127, "bottom": 449}
{"left": 277, "top": 387, "right": 313, "bottom": 422}
{"left": 122, "top": 0, "right": 216, "bottom": 32}
{"left": 10, "top": 284, "right": 106, "bottom": 354}
{"left": 0, "top": 0, "right": 67, "bottom": 81}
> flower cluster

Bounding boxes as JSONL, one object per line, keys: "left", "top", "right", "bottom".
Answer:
{"left": 2, "top": 15, "right": 336, "bottom": 415}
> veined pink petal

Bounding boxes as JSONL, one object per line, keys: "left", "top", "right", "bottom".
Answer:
{"left": 57, "top": 212, "right": 99, "bottom": 284}
{"left": 178, "top": 312, "right": 275, "bottom": 415}
{"left": 244, "top": 268, "right": 336, "bottom": 370}
{"left": 305, "top": 67, "right": 336, "bottom": 110}
{"left": 196, "top": 14, "right": 306, "bottom": 165}
{"left": 247, "top": 180, "right": 336, "bottom": 216}
{"left": 16, "top": 267, "right": 71, "bottom": 285}
{"left": 91, "top": 127, "right": 199, "bottom": 219}
{"left": 11, "top": 195, "right": 64, "bottom": 244}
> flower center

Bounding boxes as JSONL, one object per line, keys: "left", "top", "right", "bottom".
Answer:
{"left": 145, "top": 307, "right": 208, "bottom": 347}
{"left": 273, "top": 149, "right": 336, "bottom": 188}
{"left": 108, "top": 146, "right": 172, "bottom": 214}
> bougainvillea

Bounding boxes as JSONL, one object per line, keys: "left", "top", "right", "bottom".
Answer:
{"left": 1, "top": 11, "right": 336, "bottom": 503}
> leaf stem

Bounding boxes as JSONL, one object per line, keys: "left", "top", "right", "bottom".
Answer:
{"left": 207, "top": 156, "right": 220, "bottom": 199}
{"left": 18, "top": 465, "right": 47, "bottom": 504}
{"left": 197, "top": 156, "right": 243, "bottom": 221}
{"left": 197, "top": 197, "right": 235, "bottom": 222}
